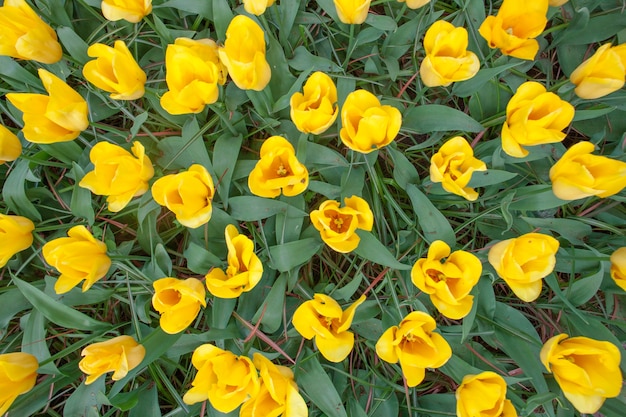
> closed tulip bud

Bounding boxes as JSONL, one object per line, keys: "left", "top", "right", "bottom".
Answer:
{"left": 218, "top": 15, "right": 271, "bottom": 91}
{"left": 0, "top": 0, "right": 62, "bottom": 64}
{"left": 478, "top": 0, "right": 548, "bottom": 60}
{"left": 570, "top": 43, "right": 626, "bottom": 100}
{"left": 248, "top": 136, "right": 309, "bottom": 198}
{"left": 549, "top": 0, "right": 568, "bottom": 5}
{"left": 161, "top": 38, "right": 227, "bottom": 115}
{"left": 456, "top": 372, "right": 518, "bottom": 417}
{"left": 79, "top": 335, "right": 145, "bottom": 385}
{"left": 501, "top": 82, "right": 575, "bottom": 158}
{"left": 430, "top": 136, "right": 487, "bottom": 201}
{"left": 243, "top": 0, "right": 275, "bottom": 15}
{"left": 609, "top": 247, "right": 626, "bottom": 291}
{"left": 83, "top": 41, "right": 146, "bottom": 100}
{"left": 333, "top": 0, "right": 370, "bottom": 24}
{"left": 183, "top": 344, "right": 260, "bottom": 412}
{"left": 0, "top": 214, "right": 34, "bottom": 268}
{"left": 411, "top": 240, "right": 482, "bottom": 320}
{"left": 397, "top": 0, "right": 431, "bottom": 9}
{"left": 375, "top": 311, "right": 451, "bottom": 387}
{"left": 540, "top": 334, "right": 622, "bottom": 414}
{"left": 420, "top": 20, "right": 480, "bottom": 87}
{"left": 152, "top": 277, "right": 206, "bottom": 334}
{"left": 151, "top": 164, "right": 215, "bottom": 229}
{"left": 79, "top": 141, "right": 154, "bottom": 212}
{"left": 290, "top": 71, "right": 339, "bottom": 135}
{"left": 488, "top": 232, "right": 559, "bottom": 302}
{"left": 0, "top": 352, "right": 38, "bottom": 415}
{"left": 310, "top": 196, "right": 373, "bottom": 253}
{"left": 549, "top": 141, "right": 626, "bottom": 200}
{"left": 292, "top": 294, "right": 366, "bottom": 362}
{"left": 340, "top": 89, "right": 402, "bottom": 153}
{"left": 101, "top": 0, "right": 152, "bottom": 23}
{"left": 205, "top": 225, "right": 263, "bottom": 299}
{"left": 6, "top": 69, "right": 89, "bottom": 144}
{"left": 0, "top": 125, "right": 22, "bottom": 164}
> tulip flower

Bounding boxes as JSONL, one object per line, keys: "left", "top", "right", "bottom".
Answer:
{"left": 549, "top": 141, "right": 626, "bottom": 200}
{"left": 430, "top": 136, "right": 487, "bottom": 201}
{"left": 205, "top": 225, "right": 263, "bottom": 299}
{"left": 151, "top": 164, "right": 215, "bottom": 228}
{"left": 101, "top": 0, "right": 152, "bottom": 23}
{"left": 243, "top": 0, "right": 275, "bottom": 15}
{"left": 290, "top": 71, "right": 339, "bottom": 135}
{"left": 411, "top": 240, "right": 482, "bottom": 320}
{"left": 0, "top": 125, "right": 22, "bottom": 164}
{"left": 456, "top": 371, "right": 517, "bottom": 417}
{"left": 478, "top": 0, "right": 548, "bottom": 60}
{"left": 161, "top": 38, "right": 227, "bottom": 115}
{"left": 42, "top": 225, "right": 111, "bottom": 295}
{"left": 292, "top": 294, "right": 366, "bottom": 362}
{"left": 0, "top": 214, "right": 33, "bottom": 268}
{"left": 339, "top": 89, "right": 402, "bottom": 153}
{"left": 310, "top": 195, "right": 373, "bottom": 253}
{"left": 83, "top": 40, "right": 146, "bottom": 100}
{"left": 183, "top": 344, "right": 260, "bottom": 413}
{"left": 488, "top": 232, "right": 559, "bottom": 302}
{"left": 333, "top": 0, "right": 371, "bottom": 24}
{"left": 152, "top": 277, "right": 206, "bottom": 334}
{"left": 0, "top": 352, "right": 38, "bottom": 415}
{"left": 501, "top": 81, "right": 575, "bottom": 158}
{"left": 570, "top": 43, "right": 626, "bottom": 100}
{"left": 79, "top": 141, "right": 154, "bottom": 212}
{"left": 397, "top": 0, "right": 431, "bottom": 9}
{"left": 6, "top": 69, "right": 89, "bottom": 144}
{"left": 375, "top": 311, "right": 451, "bottom": 387}
{"left": 0, "top": 0, "right": 62, "bottom": 64}
{"left": 420, "top": 20, "right": 480, "bottom": 87}
{"left": 540, "top": 334, "right": 622, "bottom": 414}
{"left": 610, "top": 247, "right": 626, "bottom": 291}
{"left": 248, "top": 136, "right": 309, "bottom": 198}
{"left": 79, "top": 335, "right": 145, "bottom": 385}
{"left": 240, "top": 353, "right": 308, "bottom": 417}
{"left": 218, "top": 15, "right": 271, "bottom": 91}
{"left": 549, "top": 0, "right": 568, "bottom": 5}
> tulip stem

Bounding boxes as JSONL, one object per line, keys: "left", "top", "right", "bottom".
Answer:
{"left": 342, "top": 25, "right": 357, "bottom": 69}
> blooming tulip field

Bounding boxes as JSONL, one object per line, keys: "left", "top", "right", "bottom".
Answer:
{"left": 2, "top": 0, "right": 626, "bottom": 415}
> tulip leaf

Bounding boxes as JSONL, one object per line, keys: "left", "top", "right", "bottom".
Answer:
{"left": 406, "top": 184, "right": 456, "bottom": 247}
{"left": 213, "top": 133, "right": 243, "bottom": 209}
{"left": 184, "top": 242, "right": 223, "bottom": 274}
{"left": 157, "top": 0, "right": 212, "bottom": 19}
{"left": 402, "top": 104, "right": 484, "bottom": 134}
{"left": 268, "top": 238, "right": 322, "bottom": 272}
{"left": 157, "top": 118, "right": 213, "bottom": 171}
{"left": 253, "top": 273, "right": 287, "bottom": 333}
{"left": 387, "top": 145, "right": 420, "bottom": 189}
{"left": 22, "top": 310, "right": 61, "bottom": 375}
{"left": 365, "top": 14, "right": 397, "bottom": 31}
{"left": 452, "top": 62, "right": 523, "bottom": 97}
{"left": 228, "top": 196, "right": 307, "bottom": 221}
{"left": 521, "top": 217, "right": 592, "bottom": 246}
{"left": 2, "top": 158, "right": 42, "bottom": 221}
{"left": 57, "top": 27, "right": 89, "bottom": 64}
{"left": 63, "top": 378, "right": 106, "bottom": 417}
{"left": 297, "top": 353, "right": 348, "bottom": 417}
{"left": 212, "top": 0, "right": 234, "bottom": 42}
{"left": 566, "top": 262, "right": 604, "bottom": 307}
{"left": 555, "top": 14, "right": 626, "bottom": 45}
{"left": 289, "top": 46, "right": 343, "bottom": 73}
{"left": 507, "top": 185, "right": 570, "bottom": 211}
{"left": 467, "top": 169, "right": 518, "bottom": 188}
{"left": 128, "top": 385, "right": 162, "bottom": 417}
{"left": 277, "top": 0, "right": 301, "bottom": 47}
{"left": 70, "top": 162, "right": 95, "bottom": 225}
{"left": 353, "top": 230, "right": 412, "bottom": 270}
{"left": 0, "top": 56, "right": 42, "bottom": 90}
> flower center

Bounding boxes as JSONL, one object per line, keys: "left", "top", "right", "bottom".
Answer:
{"left": 276, "top": 163, "right": 289, "bottom": 177}
{"left": 427, "top": 269, "right": 447, "bottom": 283}
{"left": 329, "top": 213, "right": 351, "bottom": 233}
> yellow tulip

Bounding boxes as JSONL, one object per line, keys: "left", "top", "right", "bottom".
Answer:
{"left": 0, "top": 125, "right": 22, "bottom": 164}
{"left": 0, "top": 352, "right": 38, "bottom": 415}
{"left": 375, "top": 311, "right": 451, "bottom": 387}
{"left": 161, "top": 38, "right": 227, "bottom": 115}
{"left": 540, "top": 334, "right": 622, "bottom": 414}
{"left": 151, "top": 164, "right": 215, "bottom": 228}
{"left": 79, "top": 335, "right": 145, "bottom": 385}
{"left": 478, "top": 0, "right": 548, "bottom": 60}
{"left": 339, "top": 89, "right": 402, "bottom": 153}
{"left": 290, "top": 71, "right": 339, "bottom": 135}
{"left": 333, "top": 0, "right": 370, "bottom": 25}
{"left": 420, "top": 20, "right": 480, "bottom": 87}
{"left": 218, "top": 15, "right": 271, "bottom": 91}
{"left": 42, "top": 225, "right": 111, "bottom": 295}
{"left": 549, "top": 141, "right": 626, "bottom": 200}
{"left": 248, "top": 136, "right": 309, "bottom": 198}
{"left": 0, "top": 0, "right": 62, "bottom": 64}
{"left": 570, "top": 43, "right": 626, "bottom": 100}
{"left": 609, "top": 247, "right": 626, "bottom": 291}
{"left": 100, "top": 0, "right": 152, "bottom": 23}
{"left": 501, "top": 81, "right": 575, "bottom": 157}
{"left": 152, "top": 277, "right": 206, "bottom": 334}
{"left": 79, "top": 141, "right": 154, "bottom": 212}
{"left": 309, "top": 195, "right": 373, "bottom": 253}
{"left": 83, "top": 40, "right": 146, "bottom": 100}
{"left": 549, "top": 0, "right": 568, "bottom": 5}
{"left": 0, "top": 214, "right": 33, "bottom": 268}
{"left": 292, "top": 294, "right": 366, "bottom": 362}
{"left": 488, "top": 232, "right": 559, "bottom": 302}
{"left": 430, "top": 136, "right": 487, "bottom": 201}
{"left": 205, "top": 225, "right": 263, "bottom": 299}
{"left": 240, "top": 353, "right": 308, "bottom": 417}
{"left": 456, "top": 371, "right": 517, "bottom": 417}
{"left": 183, "top": 344, "right": 260, "bottom": 412}
{"left": 411, "top": 240, "right": 482, "bottom": 320}
{"left": 243, "top": 0, "right": 275, "bottom": 15}
{"left": 397, "top": 0, "right": 431, "bottom": 9}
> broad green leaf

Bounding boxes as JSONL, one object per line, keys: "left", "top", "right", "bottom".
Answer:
{"left": 184, "top": 242, "right": 223, "bottom": 274}
{"left": 22, "top": 310, "right": 60, "bottom": 375}
{"left": 213, "top": 0, "right": 234, "bottom": 41}
{"left": 254, "top": 273, "right": 287, "bottom": 333}
{"left": 0, "top": 56, "right": 41, "bottom": 90}
{"left": 467, "top": 170, "right": 518, "bottom": 188}
{"left": 353, "top": 230, "right": 412, "bottom": 270}
{"left": 157, "top": 118, "right": 212, "bottom": 170}
{"left": 387, "top": 145, "right": 420, "bottom": 189}
{"left": 157, "top": 0, "right": 212, "bottom": 19}
{"left": 63, "top": 378, "right": 105, "bottom": 417}
{"left": 297, "top": 353, "right": 348, "bottom": 417}
{"left": 521, "top": 217, "right": 592, "bottom": 246}
{"left": 507, "top": 185, "right": 569, "bottom": 211}
{"left": 213, "top": 134, "right": 243, "bottom": 208}
{"left": 128, "top": 385, "right": 162, "bottom": 417}
{"left": 453, "top": 62, "right": 523, "bottom": 97}
{"left": 277, "top": 0, "right": 301, "bottom": 47}
{"left": 402, "top": 104, "right": 484, "bottom": 134}
{"left": 268, "top": 238, "right": 322, "bottom": 272}
{"left": 566, "top": 263, "right": 605, "bottom": 307}
{"left": 406, "top": 184, "right": 456, "bottom": 246}
{"left": 365, "top": 14, "right": 397, "bottom": 31}
{"left": 70, "top": 162, "right": 95, "bottom": 225}
{"left": 228, "top": 196, "right": 307, "bottom": 221}
{"left": 211, "top": 297, "right": 236, "bottom": 329}
{"left": 0, "top": 288, "right": 31, "bottom": 336}
{"left": 57, "top": 26, "right": 89, "bottom": 64}
{"left": 289, "top": 46, "right": 343, "bottom": 73}
{"left": 2, "top": 158, "right": 41, "bottom": 221}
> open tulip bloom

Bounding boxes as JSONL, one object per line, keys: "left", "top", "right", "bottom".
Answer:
{"left": 79, "top": 335, "right": 145, "bottom": 385}
{"left": 609, "top": 247, "right": 626, "bottom": 291}
{"left": 0, "top": 213, "right": 34, "bottom": 267}
{"left": 0, "top": 352, "right": 39, "bottom": 415}
{"left": 152, "top": 277, "right": 206, "bottom": 334}
{"left": 570, "top": 43, "right": 626, "bottom": 100}
{"left": 0, "top": 124, "right": 22, "bottom": 164}
{"left": 456, "top": 371, "right": 517, "bottom": 417}
{"left": 100, "top": 0, "right": 152, "bottom": 23}
{"left": 290, "top": 71, "right": 339, "bottom": 135}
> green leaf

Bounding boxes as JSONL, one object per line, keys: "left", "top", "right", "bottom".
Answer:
{"left": 467, "top": 169, "right": 518, "bottom": 188}
{"left": 365, "top": 14, "right": 397, "bottom": 31}
{"left": 289, "top": 46, "right": 343, "bottom": 73}
{"left": 2, "top": 158, "right": 41, "bottom": 221}
{"left": 507, "top": 185, "right": 569, "bottom": 211}
{"left": 353, "top": 231, "right": 412, "bottom": 270}
{"left": 228, "top": 196, "right": 307, "bottom": 221}
{"left": 254, "top": 273, "right": 287, "bottom": 333}
{"left": 157, "top": 0, "right": 212, "bottom": 19}
{"left": 297, "top": 353, "right": 348, "bottom": 417}
{"left": 521, "top": 216, "right": 592, "bottom": 245}
{"left": 452, "top": 62, "right": 523, "bottom": 97}
{"left": 406, "top": 184, "right": 456, "bottom": 246}
{"left": 212, "top": 0, "right": 234, "bottom": 42}
{"left": 70, "top": 163, "right": 95, "bottom": 225}
{"left": 0, "top": 56, "right": 41, "bottom": 90}
{"left": 63, "top": 378, "right": 106, "bottom": 417}
{"left": 128, "top": 385, "right": 162, "bottom": 417}
{"left": 402, "top": 105, "right": 484, "bottom": 134}
{"left": 157, "top": 118, "right": 212, "bottom": 170}
{"left": 22, "top": 310, "right": 60, "bottom": 375}
{"left": 387, "top": 145, "right": 420, "bottom": 189}
{"left": 268, "top": 238, "right": 322, "bottom": 272}
{"left": 57, "top": 26, "right": 90, "bottom": 64}
{"left": 566, "top": 262, "right": 604, "bottom": 307}
{"left": 213, "top": 134, "right": 243, "bottom": 208}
